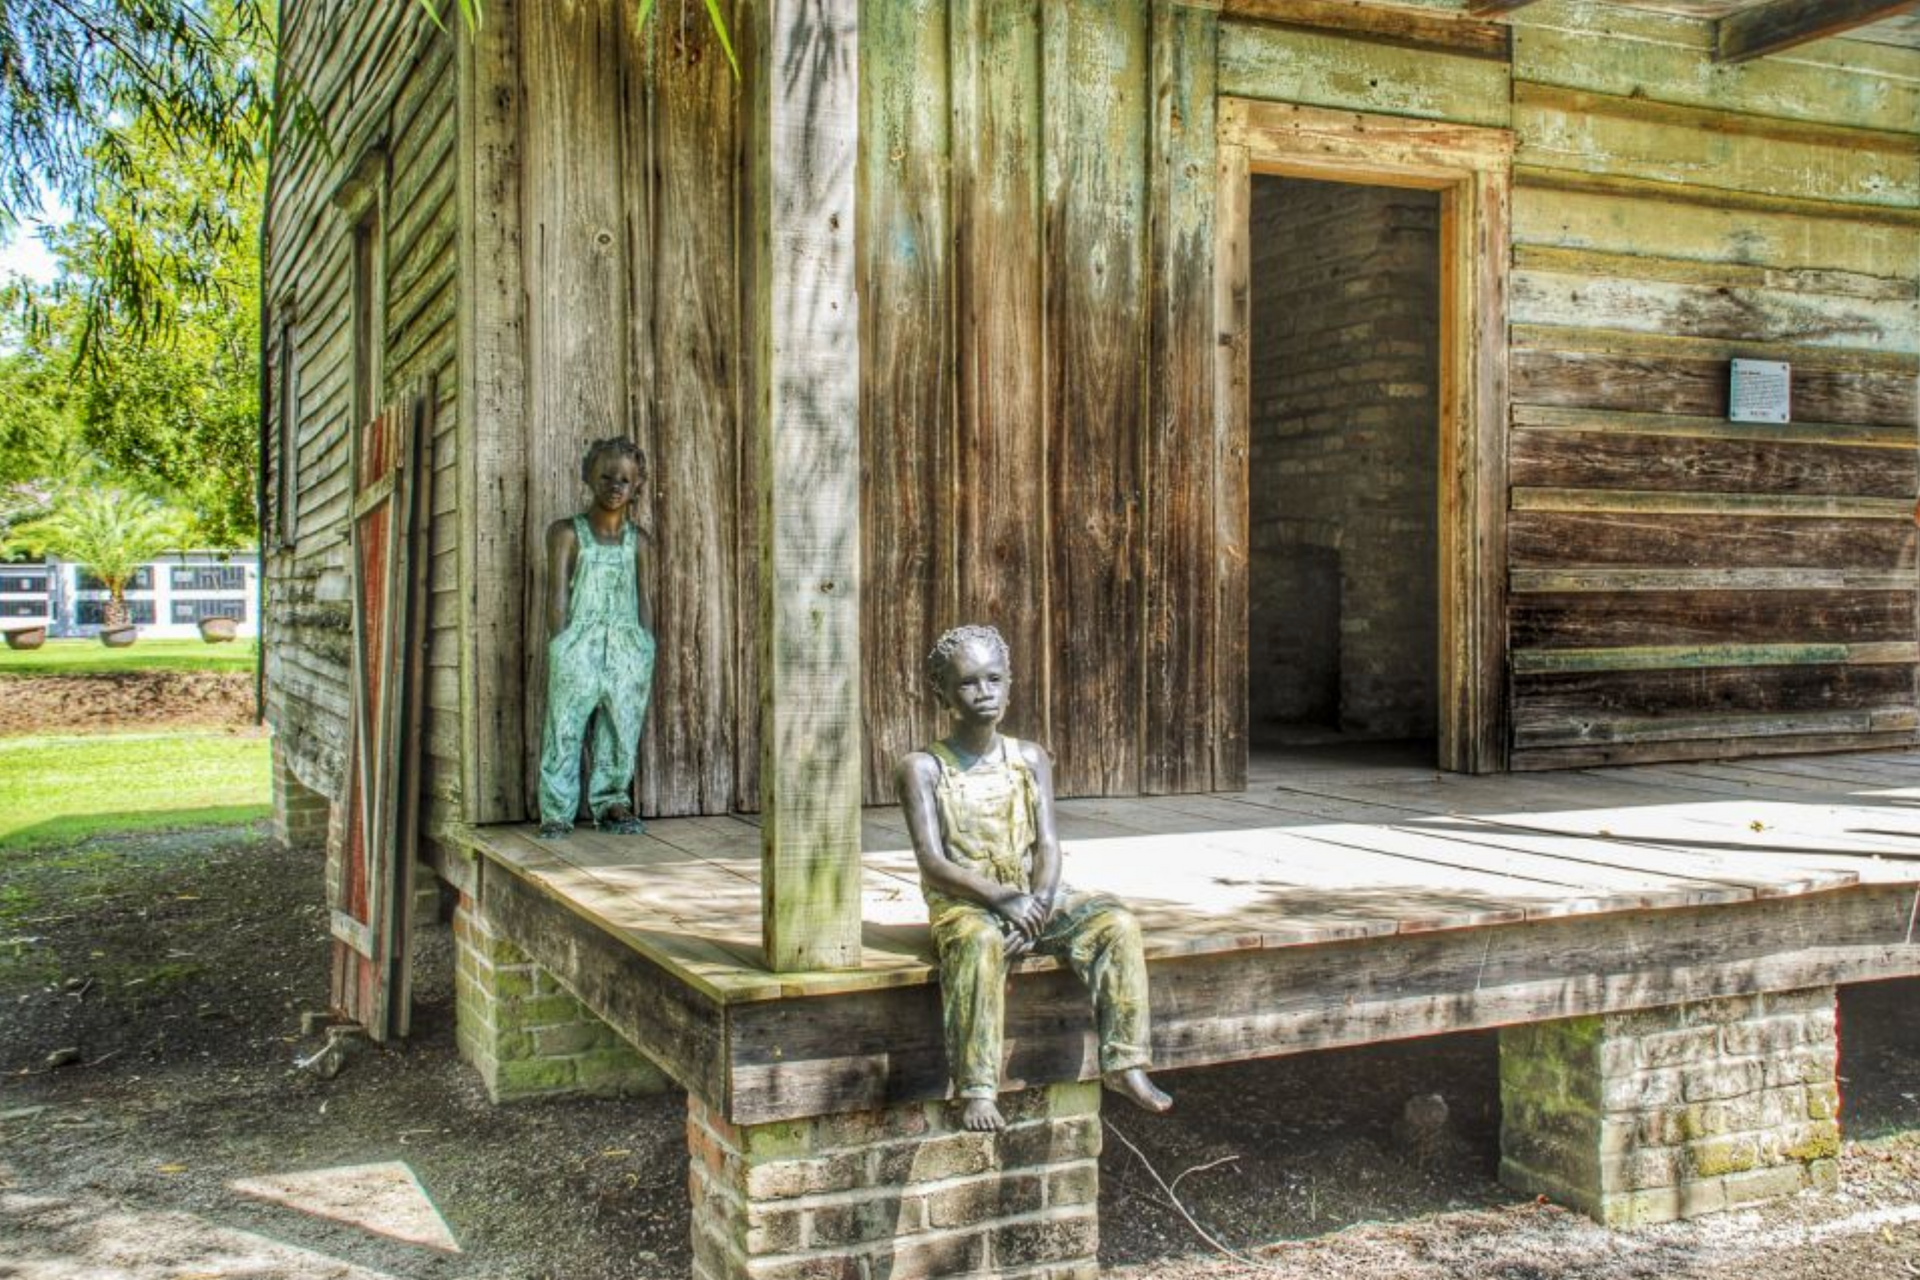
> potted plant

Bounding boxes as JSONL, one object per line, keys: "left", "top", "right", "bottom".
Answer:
{"left": 3, "top": 624, "right": 46, "bottom": 650}
{"left": 6, "top": 488, "right": 183, "bottom": 648}
{"left": 198, "top": 614, "right": 238, "bottom": 642}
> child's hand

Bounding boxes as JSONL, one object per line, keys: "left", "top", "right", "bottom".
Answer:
{"left": 999, "top": 892, "right": 1048, "bottom": 940}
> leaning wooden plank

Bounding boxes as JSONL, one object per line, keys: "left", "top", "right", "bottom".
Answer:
{"left": 749, "top": 0, "right": 865, "bottom": 971}
{"left": 1718, "top": 0, "right": 1920, "bottom": 64}
{"left": 859, "top": 0, "right": 954, "bottom": 803}
{"left": 953, "top": 0, "right": 1051, "bottom": 765}
{"left": 478, "top": 858, "right": 731, "bottom": 1103}
{"left": 1043, "top": 0, "right": 1151, "bottom": 796}
{"left": 1144, "top": 0, "right": 1220, "bottom": 794}
{"left": 721, "top": 883, "right": 1920, "bottom": 1124}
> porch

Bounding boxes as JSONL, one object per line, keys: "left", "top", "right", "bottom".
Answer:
{"left": 455, "top": 747, "right": 1920, "bottom": 1128}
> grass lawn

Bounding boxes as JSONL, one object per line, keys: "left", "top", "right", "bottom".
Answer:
{"left": 0, "top": 731, "right": 270, "bottom": 854}
{"left": 0, "top": 638, "right": 259, "bottom": 676}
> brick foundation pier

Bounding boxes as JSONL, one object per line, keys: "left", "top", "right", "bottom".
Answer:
{"left": 1499, "top": 987, "right": 1841, "bottom": 1225}
{"left": 688, "top": 1083, "right": 1103, "bottom": 1280}
{"left": 270, "top": 742, "right": 331, "bottom": 851}
{"left": 451, "top": 894, "right": 668, "bottom": 1102}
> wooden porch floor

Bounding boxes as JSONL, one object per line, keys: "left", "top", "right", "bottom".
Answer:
{"left": 467, "top": 746, "right": 1920, "bottom": 1005}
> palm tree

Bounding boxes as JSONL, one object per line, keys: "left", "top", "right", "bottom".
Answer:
{"left": 7, "top": 488, "right": 184, "bottom": 631}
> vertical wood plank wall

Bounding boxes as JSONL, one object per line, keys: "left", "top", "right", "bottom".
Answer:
{"left": 266, "top": 2, "right": 462, "bottom": 861}
{"left": 859, "top": 0, "right": 1243, "bottom": 801}
{"left": 514, "top": 0, "right": 746, "bottom": 820}
{"left": 1504, "top": 4, "right": 1920, "bottom": 768}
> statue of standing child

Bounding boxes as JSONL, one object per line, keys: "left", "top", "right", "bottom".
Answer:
{"left": 537, "top": 438, "right": 655, "bottom": 838}
{"left": 897, "top": 624, "right": 1172, "bottom": 1131}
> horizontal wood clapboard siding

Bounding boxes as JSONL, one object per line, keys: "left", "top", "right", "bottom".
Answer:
{"left": 1507, "top": 5, "right": 1920, "bottom": 770}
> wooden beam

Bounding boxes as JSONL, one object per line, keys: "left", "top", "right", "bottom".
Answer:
{"left": 1220, "top": 0, "right": 1511, "bottom": 59}
{"left": 722, "top": 884, "right": 1920, "bottom": 1123}
{"left": 746, "top": 0, "right": 864, "bottom": 972}
{"left": 1718, "top": 0, "right": 1920, "bottom": 64}
{"left": 1465, "top": 0, "right": 1542, "bottom": 15}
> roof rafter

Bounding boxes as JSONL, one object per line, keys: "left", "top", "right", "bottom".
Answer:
{"left": 1716, "top": 0, "right": 1920, "bottom": 64}
{"left": 1465, "top": 0, "right": 1543, "bottom": 14}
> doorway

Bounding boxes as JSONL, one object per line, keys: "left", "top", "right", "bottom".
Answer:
{"left": 1247, "top": 175, "right": 1441, "bottom": 760}
{"left": 1216, "top": 100, "right": 1512, "bottom": 774}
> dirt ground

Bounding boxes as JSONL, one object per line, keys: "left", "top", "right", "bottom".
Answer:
{"left": 0, "top": 671, "right": 259, "bottom": 737}
{"left": 2, "top": 823, "right": 1917, "bottom": 1279}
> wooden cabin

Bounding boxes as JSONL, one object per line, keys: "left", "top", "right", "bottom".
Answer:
{"left": 264, "top": 0, "right": 1920, "bottom": 1272}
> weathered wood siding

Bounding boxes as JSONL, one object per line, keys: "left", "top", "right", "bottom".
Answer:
{"left": 265, "top": 3, "right": 462, "bottom": 856}
{"left": 508, "top": 0, "right": 750, "bottom": 820}
{"left": 858, "top": 0, "right": 1233, "bottom": 800}
{"left": 1505, "top": 2, "right": 1920, "bottom": 768}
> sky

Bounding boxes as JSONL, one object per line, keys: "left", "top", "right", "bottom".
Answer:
{"left": 1, "top": 192, "right": 64, "bottom": 287}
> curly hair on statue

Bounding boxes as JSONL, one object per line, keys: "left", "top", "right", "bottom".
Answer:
{"left": 579, "top": 436, "right": 646, "bottom": 485}
{"left": 925, "top": 624, "right": 1011, "bottom": 687}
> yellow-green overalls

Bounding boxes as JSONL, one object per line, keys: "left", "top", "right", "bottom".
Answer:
{"left": 538, "top": 515, "right": 655, "bottom": 829}
{"left": 923, "top": 737, "right": 1152, "bottom": 1099}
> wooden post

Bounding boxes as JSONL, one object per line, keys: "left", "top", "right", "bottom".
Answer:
{"left": 747, "top": 0, "right": 864, "bottom": 972}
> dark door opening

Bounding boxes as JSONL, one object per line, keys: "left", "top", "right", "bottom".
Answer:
{"left": 1246, "top": 174, "right": 1442, "bottom": 764}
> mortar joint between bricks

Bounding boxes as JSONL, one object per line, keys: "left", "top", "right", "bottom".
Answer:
{"left": 696, "top": 1158, "right": 1064, "bottom": 1219}
{"left": 730, "top": 1204, "right": 1096, "bottom": 1271}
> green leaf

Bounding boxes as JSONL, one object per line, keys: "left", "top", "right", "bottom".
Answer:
{"left": 635, "top": 0, "right": 657, "bottom": 33}
{"left": 702, "top": 0, "right": 741, "bottom": 79}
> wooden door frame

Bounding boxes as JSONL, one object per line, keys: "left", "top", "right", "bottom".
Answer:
{"left": 1216, "top": 99, "right": 1512, "bottom": 774}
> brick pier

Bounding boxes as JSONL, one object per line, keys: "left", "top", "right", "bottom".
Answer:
{"left": 451, "top": 894, "right": 668, "bottom": 1102}
{"left": 688, "top": 1083, "right": 1103, "bottom": 1280}
{"left": 1499, "top": 988, "right": 1842, "bottom": 1225}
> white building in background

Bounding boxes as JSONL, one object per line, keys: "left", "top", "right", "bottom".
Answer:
{"left": 0, "top": 552, "right": 260, "bottom": 640}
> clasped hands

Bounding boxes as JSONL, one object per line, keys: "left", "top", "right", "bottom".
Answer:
{"left": 994, "top": 890, "right": 1056, "bottom": 959}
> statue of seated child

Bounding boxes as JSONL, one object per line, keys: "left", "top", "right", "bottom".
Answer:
{"left": 896, "top": 623, "right": 1172, "bottom": 1131}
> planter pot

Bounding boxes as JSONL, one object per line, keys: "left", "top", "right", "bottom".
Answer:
{"left": 99, "top": 626, "right": 138, "bottom": 648}
{"left": 3, "top": 626, "right": 46, "bottom": 651}
{"left": 198, "top": 616, "right": 239, "bottom": 643}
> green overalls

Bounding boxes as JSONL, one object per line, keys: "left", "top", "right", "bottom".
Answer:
{"left": 923, "top": 737, "right": 1152, "bottom": 1099}
{"left": 538, "top": 516, "right": 655, "bottom": 829}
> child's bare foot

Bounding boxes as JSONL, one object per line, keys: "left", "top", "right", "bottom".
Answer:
{"left": 960, "top": 1097, "right": 1005, "bottom": 1131}
{"left": 1105, "top": 1067, "right": 1172, "bottom": 1113}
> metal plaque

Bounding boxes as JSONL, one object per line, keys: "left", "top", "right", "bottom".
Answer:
{"left": 1729, "top": 359, "right": 1791, "bottom": 425}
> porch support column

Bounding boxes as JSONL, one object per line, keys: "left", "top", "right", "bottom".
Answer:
{"left": 747, "top": 0, "right": 864, "bottom": 971}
